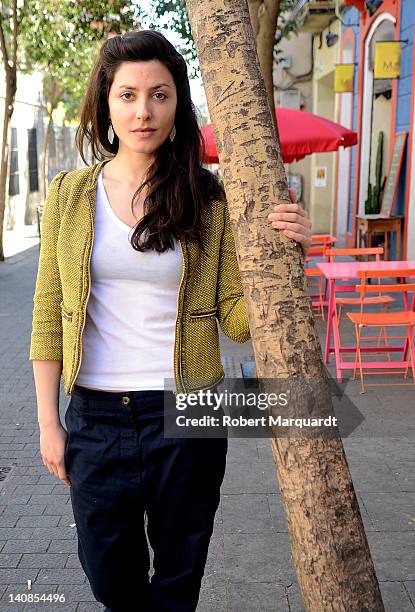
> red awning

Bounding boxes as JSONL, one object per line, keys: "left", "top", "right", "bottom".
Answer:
{"left": 201, "top": 107, "right": 358, "bottom": 165}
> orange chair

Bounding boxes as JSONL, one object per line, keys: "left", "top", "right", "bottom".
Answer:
{"left": 311, "top": 234, "right": 337, "bottom": 247}
{"left": 305, "top": 242, "right": 333, "bottom": 319}
{"left": 325, "top": 247, "right": 384, "bottom": 263}
{"left": 347, "top": 269, "right": 415, "bottom": 393}
{"left": 324, "top": 247, "right": 395, "bottom": 321}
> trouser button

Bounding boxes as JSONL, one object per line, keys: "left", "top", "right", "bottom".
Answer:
{"left": 122, "top": 396, "right": 130, "bottom": 405}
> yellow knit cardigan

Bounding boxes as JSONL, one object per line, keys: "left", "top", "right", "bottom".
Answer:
{"left": 29, "top": 159, "right": 250, "bottom": 395}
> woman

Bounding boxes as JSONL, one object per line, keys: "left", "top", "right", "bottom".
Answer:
{"left": 30, "top": 30, "right": 312, "bottom": 612}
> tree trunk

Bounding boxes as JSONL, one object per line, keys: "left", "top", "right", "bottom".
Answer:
{"left": 248, "top": 0, "right": 279, "bottom": 136}
{"left": 0, "top": 75, "right": 16, "bottom": 262}
{"left": 0, "top": 0, "right": 18, "bottom": 262}
{"left": 185, "top": 1, "right": 385, "bottom": 610}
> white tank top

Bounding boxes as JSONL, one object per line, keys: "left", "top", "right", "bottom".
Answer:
{"left": 75, "top": 169, "right": 183, "bottom": 391}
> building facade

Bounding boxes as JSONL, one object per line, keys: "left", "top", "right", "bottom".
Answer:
{"left": 0, "top": 67, "right": 81, "bottom": 243}
{"left": 292, "top": 0, "right": 415, "bottom": 256}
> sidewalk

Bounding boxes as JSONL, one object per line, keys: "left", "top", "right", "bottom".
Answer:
{"left": 0, "top": 245, "right": 414, "bottom": 611}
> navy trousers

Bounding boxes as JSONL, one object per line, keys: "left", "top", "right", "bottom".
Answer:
{"left": 64, "top": 384, "right": 228, "bottom": 612}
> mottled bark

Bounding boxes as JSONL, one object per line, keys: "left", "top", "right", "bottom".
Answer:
{"left": 185, "top": 1, "right": 384, "bottom": 610}
{"left": 248, "top": 0, "right": 279, "bottom": 135}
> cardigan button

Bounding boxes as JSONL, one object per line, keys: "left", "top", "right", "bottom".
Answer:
{"left": 122, "top": 396, "right": 130, "bottom": 406}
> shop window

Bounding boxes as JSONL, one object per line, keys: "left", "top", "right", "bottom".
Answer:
{"left": 28, "top": 128, "right": 39, "bottom": 192}
{"left": 9, "top": 127, "right": 19, "bottom": 196}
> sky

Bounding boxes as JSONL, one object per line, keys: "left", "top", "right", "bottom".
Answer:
{"left": 133, "top": 0, "right": 208, "bottom": 114}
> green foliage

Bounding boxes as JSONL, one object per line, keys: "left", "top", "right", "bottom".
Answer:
{"left": 146, "top": 0, "right": 298, "bottom": 80}
{"left": 20, "top": 0, "right": 143, "bottom": 122}
{"left": 142, "top": 0, "right": 198, "bottom": 78}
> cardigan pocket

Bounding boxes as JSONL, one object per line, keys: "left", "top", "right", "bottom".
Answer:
{"left": 60, "top": 301, "right": 73, "bottom": 322}
{"left": 183, "top": 314, "right": 222, "bottom": 387}
{"left": 189, "top": 308, "right": 217, "bottom": 319}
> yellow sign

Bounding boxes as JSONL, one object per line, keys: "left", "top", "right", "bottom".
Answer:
{"left": 334, "top": 64, "right": 355, "bottom": 93}
{"left": 374, "top": 41, "right": 401, "bottom": 79}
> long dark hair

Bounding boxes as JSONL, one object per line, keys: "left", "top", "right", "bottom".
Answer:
{"left": 76, "top": 30, "right": 224, "bottom": 253}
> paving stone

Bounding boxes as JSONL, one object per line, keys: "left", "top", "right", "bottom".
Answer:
{"left": 0, "top": 553, "right": 22, "bottom": 568}
{"left": 55, "top": 583, "right": 96, "bottom": 602}
{"left": 404, "top": 582, "right": 415, "bottom": 607}
{"left": 379, "top": 581, "right": 415, "bottom": 612}
{"left": 3, "top": 540, "right": 51, "bottom": 554}
{"left": 0, "top": 449, "right": 38, "bottom": 459}
{"left": 222, "top": 461, "right": 269, "bottom": 495}
{"left": 64, "top": 554, "right": 82, "bottom": 569}
{"left": 58, "top": 515, "right": 76, "bottom": 528}
{"left": 11, "top": 467, "right": 29, "bottom": 475}
{"left": 2, "top": 503, "right": 46, "bottom": 516}
{"left": 198, "top": 572, "right": 226, "bottom": 612}
{"left": 386, "top": 458, "right": 415, "bottom": 492}
{"left": 205, "top": 531, "right": 225, "bottom": 574}
{"left": 76, "top": 603, "right": 105, "bottom": 611}
{"left": 222, "top": 494, "right": 274, "bottom": 534}
{"left": 367, "top": 532, "right": 415, "bottom": 581}
{"left": 37, "top": 474, "right": 61, "bottom": 486}
{"left": 5, "top": 475, "right": 39, "bottom": 485}
{"left": 286, "top": 586, "right": 306, "bottom": 612}
{"left": 36, "top": 568, "right": 86, "bottom": 584}
{"left": 13, "top": 484, "right": 55, "bottom": 496}
{"left": 226, "top": 438, "right": 259, "bottom": 463}
{"left": 20, "top": 467, "right": 49, "bottom": 476}
{"left": 32, "top": 527, "right": 77, "bottom": 540}
{"left": 30, "top": 494, "right": 69, "bottom": 506}
{"left": 5, "top": 458, "right": 43, "bottom": 467}
{"left": 22, "top": 607, "right": 75, "bottom": 612}
{"left": 355, "top": 492, "right": 375, "bottom": 532}
{"left": 0, "top": 443, "right": 25, "bottom": 450}
{"left": 359, "top": 491, "right": 415, "bottom": 531}
{"left": 0, "top": 567, "right": 40, "bottom": 583}
{"left": 227, "top": 581, "right": 288, "bottom": 612}
{"left": 223, "top": 532, "right": 296, "bottom": 586}
{"left": 48, "top": 540, "right": 78, "bottom": 554}
{"left": 0, "top": 515, "right": 19, "bottom": 527}
{"left": 18, "top": 553, "right": 68, "bottom": 568}
{"left": 16, "top": 515, "right": 61, "bottom": 528}
{"left": 1, "top": 583, "right": 57, "bottom": 604}
{"left": 256, "top": 439, "right": 274, "bottom": 462}
{"left": 42, "top": 501, "right": 72, "bottom": 515}
{"left": 347, "top": 458, "right": 402, "bottom": 492}
{"left": 0, "top": 528, "right": 34, "bottom": 540}
{"left": 0, "top": 493, "right": 31, "bottom": 505}
{"left": 267, "top": 494, "right": 290, "bottom": 533}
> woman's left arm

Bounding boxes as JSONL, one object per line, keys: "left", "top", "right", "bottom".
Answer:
{"left": 267, "top": 188, "right": 312, "bottom": 254}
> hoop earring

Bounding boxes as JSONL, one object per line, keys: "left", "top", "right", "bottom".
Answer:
{"left": 169, "top": 124, "right": 176, "bottom": 142}
{"left": 108, "top": 121, "right": 115, "bottom": 145}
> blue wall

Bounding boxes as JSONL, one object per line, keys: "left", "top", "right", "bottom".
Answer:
{"left": 343, "top": 1, "right": 414, "bottom": 243}
{"left": 395, "top": 0, "right": 415, "bottom": 217}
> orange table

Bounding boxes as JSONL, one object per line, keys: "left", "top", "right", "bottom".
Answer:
{"left": 317, "top": 260, "right": 415, "bottom": 381}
